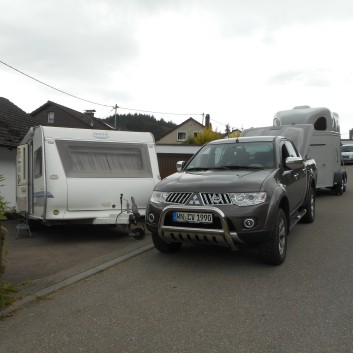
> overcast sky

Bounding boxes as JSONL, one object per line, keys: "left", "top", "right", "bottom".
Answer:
{"left": 1, "top": 0, "right": 353, "bottom": 137}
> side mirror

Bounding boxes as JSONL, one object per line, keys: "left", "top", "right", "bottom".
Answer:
{"left": 176, "top": 160, "right": 185, "bottom": 172}
{"left": 285, "top": 156, "right": 304, "bottom": 170}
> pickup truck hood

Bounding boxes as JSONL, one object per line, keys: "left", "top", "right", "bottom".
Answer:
{"left": 156, "top": 169, "right": 273, "bottom": 193}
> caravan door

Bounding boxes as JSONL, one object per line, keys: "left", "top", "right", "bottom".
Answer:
{"left": 16, "top": 145, "right": 29, "bottom": 213}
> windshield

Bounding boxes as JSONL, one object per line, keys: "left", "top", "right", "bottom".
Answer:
{"left": 341, "top": 145, "right": 353, "bottom": 152}
{"left": 185, "top": 141, "right": 275, "bottom": 170}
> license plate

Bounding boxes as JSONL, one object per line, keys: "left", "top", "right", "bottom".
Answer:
{"left": 173, "top": 212, "right": 213, "bottom": 223}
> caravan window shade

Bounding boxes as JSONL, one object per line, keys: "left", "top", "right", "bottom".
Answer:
{"left": 56, "top": 140, "right": 152, "bottom": 178}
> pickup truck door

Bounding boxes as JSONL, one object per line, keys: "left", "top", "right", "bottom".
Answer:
{"left": 280, "top": 140, "right": 307, "bottom": 213}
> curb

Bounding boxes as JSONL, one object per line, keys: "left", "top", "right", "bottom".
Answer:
{"left": 0, "top": 243, "right": 154, "bottom": 319}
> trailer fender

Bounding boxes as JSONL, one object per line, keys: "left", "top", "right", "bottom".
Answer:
{"left": 333, "top": 171, "right": 342, "bottom": 184}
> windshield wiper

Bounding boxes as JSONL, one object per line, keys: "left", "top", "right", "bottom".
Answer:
{"left": 222, "top": 165, "right": 265, "bottom": 170}
{"left": 185, "top": 167, "right": 210, "bottom": 172}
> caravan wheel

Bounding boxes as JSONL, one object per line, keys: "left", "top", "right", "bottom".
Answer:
{"left": 334, "top": 178, "right": 344, "bottom": 196}
{"left": 342, "top": 176, "right": 347, "bottom": 193}
{"left": 132, "top": 228, "right": 145, "bottom": 240}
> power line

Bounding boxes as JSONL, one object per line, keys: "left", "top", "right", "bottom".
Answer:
{"left": 209, "top": 117, "right": 227, "bottom": 126}
{"left": 0, "top": 59, "right": 112, "bottom": 108}
{"left": 0, "top": 59, "right": 203, "bottom": 117}
{"left": 117, "top": 105, "right": 202, "bottom": 116}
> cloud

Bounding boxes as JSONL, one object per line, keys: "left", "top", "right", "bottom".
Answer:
{"left": 2, "top": 0, "right": 353, "bottom": 136}
{"left": 269, "top": 69, "right": 332, "bottom": 87}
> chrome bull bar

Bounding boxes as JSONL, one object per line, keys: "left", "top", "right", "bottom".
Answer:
{"left": 158, "top": 205, "right": 242, "bottom": 251}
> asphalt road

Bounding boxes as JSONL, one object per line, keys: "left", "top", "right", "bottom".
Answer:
{"left": 1, "top": 166, "right": 353, "bottom": 353}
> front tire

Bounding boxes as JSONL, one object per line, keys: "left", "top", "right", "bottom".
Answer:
{"left": 301, "top": 186, "right": 315, "bottom": 223}
{"left": 258, "top": 208, "right": 288, "bottom": 265}
{"left": 152, "top": 232, "right": 182, "bottom": 253}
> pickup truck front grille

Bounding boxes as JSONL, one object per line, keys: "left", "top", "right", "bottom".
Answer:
{"left": 201, "top": 193, "right": 231, "bottom": 205}
{"left": 166, "top": 192, "right": 192, "bottom": 204}
{"left": 166, "top": 192, "right": 232, "bottom": 205}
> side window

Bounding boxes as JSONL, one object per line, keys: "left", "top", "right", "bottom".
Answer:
{"left": 33, "top": 147, "right": 43, "bottom": 179}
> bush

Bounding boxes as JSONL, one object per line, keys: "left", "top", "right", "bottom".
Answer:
{"left": 183, "top": 128, "right": 222, "bottom": 145}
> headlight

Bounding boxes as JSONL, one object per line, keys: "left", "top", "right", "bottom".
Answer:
{"left": 229, "top": 192, "right": 267, "bottom": 206}
{"left": 150, "top": 191, "right": 170, "bottom": 204}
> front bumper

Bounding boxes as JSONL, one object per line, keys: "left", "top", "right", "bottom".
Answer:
{"left": 146, "top": 203, "right": 272, "bottom": 250}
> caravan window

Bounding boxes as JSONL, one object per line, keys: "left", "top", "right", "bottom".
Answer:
{"left": 56, "top": 140, "right": 153, "bottom": 178}
{"left": 33, "top": 147, "right": 43, "bottom": 179}
{"left": 314, "top": 117, "right": 327, "bottom": 130}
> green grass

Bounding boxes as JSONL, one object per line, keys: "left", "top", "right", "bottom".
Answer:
{"left": 0, "top": 283, "right": 18, "bottom": 309}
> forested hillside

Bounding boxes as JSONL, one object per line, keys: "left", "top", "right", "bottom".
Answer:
{"left": 105, "top": 113, "right": 177, "bottom": 140}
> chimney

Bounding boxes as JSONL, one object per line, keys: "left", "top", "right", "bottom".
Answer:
{"left": 84, "top": 109, "right": 96, "bottom": 118}
{"left": 205, "top": 114, "right": 210, "bottom": 128}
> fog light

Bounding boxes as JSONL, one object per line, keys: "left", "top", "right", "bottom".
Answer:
{"left": 148, "top": 213, "right": 155, "bottom": 223}
{"left": 243, "top": 218, "right": 256, "bottom": 229}
{"left": 53, "top": 210, "right": 60, "bottom": 215}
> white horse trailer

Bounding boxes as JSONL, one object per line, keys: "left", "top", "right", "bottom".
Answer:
{"left": 273, "top": 106, "right": 347, "bottom": 194}
{"left": 16, "top": 126, "right": 161, "bottom": 237}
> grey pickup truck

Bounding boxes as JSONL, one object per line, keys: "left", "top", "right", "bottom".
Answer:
{"left": 146, "top": 132, "right": 317, "bottom": 265}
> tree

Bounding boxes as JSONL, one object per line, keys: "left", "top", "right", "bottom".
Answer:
{"left": 183, "top": 128, "right": 222, "bottom": 145}
{"left": 225, "top": 124, "right": 231, "bottom": 137}
{"left": 104, "top": 113, "right": 177, "bottom": 140}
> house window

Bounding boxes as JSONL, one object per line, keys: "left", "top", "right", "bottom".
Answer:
{"left": 177, "top": 132, "right": 187, "bottom": 141}
{"left": 48, "top": 111, "right": 54, "bottom": 124}
{"left": 193, "top": 131, "right": 199, "bottom": 137}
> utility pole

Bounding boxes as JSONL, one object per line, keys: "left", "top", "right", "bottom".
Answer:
{"left": 114, "top": 104, "right": 118, "bottom": 130}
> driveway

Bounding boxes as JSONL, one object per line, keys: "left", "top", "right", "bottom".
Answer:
{"left": 1, "top": 219, "right": 153, "bottom": 296}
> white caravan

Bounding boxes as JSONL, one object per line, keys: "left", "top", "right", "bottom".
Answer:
{"left": 242, "top": 106, "right": 347, "bottom": 195}
{"left": 16, "top": 126, "right": 161, "bottom": 236}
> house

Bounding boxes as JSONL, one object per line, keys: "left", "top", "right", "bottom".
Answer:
{"left": 155, "top": 117, "right": 205, "bottom": 178}
{"left": 226, "top": 129, "right": 242, "bottom": 138}
{"left": 0, "top": 97, "right": 38, "bottom": 209}
{"left": 156, "top": 117, "right": 204, "bottom": 144}
{"left": 30, "top": 101, "right": 113, "bottom": 130}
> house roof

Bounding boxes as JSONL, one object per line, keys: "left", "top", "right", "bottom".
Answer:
{"left": 156, "top": 117, "right": 204, "bottom": 142}
{"left": 31, "top": 101, "right": 113, "bottom": 130}
{"left": 0, "top": 97, "right": 38, "bottom": 148}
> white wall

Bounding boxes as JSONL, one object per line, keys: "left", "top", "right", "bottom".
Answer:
{"left": 0, "top": 147, "right": 16, "bottom": 209}
{"left": 155, "top": 144, "right": 201, "bottom": 154}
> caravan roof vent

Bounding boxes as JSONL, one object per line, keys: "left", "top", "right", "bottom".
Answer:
{"left": 293, "top": 105, "right": 311, "bottom": 109}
